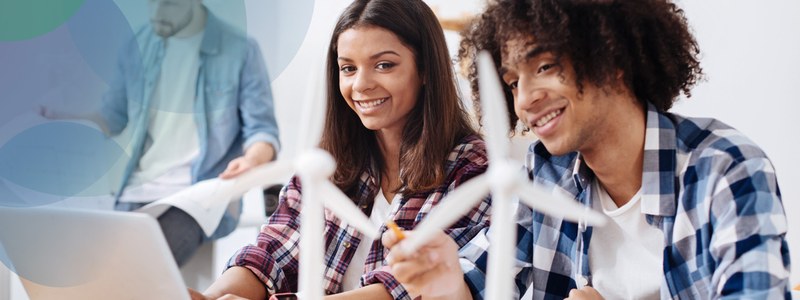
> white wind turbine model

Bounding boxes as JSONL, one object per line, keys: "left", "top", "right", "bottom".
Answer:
{"left": 399, "top": 52, "right": 607, "bottom": 300}
{"left": 188, "top": 57, "right": 379, "bottom": 299}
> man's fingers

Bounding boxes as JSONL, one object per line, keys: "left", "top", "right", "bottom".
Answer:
{"left": 219, "top": 162, "right": 242, "bottom": 179}
{"left": 382, "top": 229, "right": 398, "bottom": 249}
{"left": 390, "top": 253, "right": 435, "bottom": 284}
{"left": 390, "top": 242, "right": 443, "bottom": 278}
{"left": 187, "top": 288, "right": 208, "bottom": 300}
{"left": 382, "top": 228, "right": 408, "bottom": 249}
{"left": 389, "top": 248, "right": 457, "bottom": 298}
{"left": 565, "top": 287, "right": 602, "bottom": 300}
{"left": 414, "top": 261, "right": 457, "bottom": 296}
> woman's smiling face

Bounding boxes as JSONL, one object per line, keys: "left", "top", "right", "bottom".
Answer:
{"left": 337, "top": 26, "right": 422, "bottom": 135}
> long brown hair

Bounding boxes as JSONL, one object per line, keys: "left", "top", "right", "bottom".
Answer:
{"left": 320, "top": 0, "right": 475, "bottom": 198}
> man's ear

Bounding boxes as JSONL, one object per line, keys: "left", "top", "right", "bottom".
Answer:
{"left": 607, "top": 69, "right": 629, "bottom": 96}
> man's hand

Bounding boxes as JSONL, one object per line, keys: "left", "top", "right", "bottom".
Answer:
{"left": 565, "top": 286, "right": 604, "bottom": 300}
{"left": 382, "top": 230, "right": 472, "bottom": 300}
{"left": 188, "top": 288, "right": 211, "bottom": 300}
{"left": 220, "top": 156, "right": 259, "bottom": 179}
{"left": 219, "top": 142, "right": 275, "bottom": 179}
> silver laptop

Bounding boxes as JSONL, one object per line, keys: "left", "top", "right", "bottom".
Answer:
{"left": 0, "top": 207, "right": 190, "bottom": 300}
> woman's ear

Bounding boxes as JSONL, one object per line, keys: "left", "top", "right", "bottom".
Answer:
{"left": 612, "top": 69, "right": 626, "bottom": 91}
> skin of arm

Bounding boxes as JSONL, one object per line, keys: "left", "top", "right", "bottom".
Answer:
{"left": 198, "top": 266, "right": 268, "bottom": 300}
{"left": 197, "top": 270, "right": 392, "bottom": 300}
{"left": 323, "top": 283, "right": 393, "bottom": 300}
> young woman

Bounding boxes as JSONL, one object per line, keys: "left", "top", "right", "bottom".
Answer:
{"left": 194, "top": 0, "right": 491, "bottom": 299}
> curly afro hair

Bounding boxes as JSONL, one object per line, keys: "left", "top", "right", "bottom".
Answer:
{"left": 458, "top": 0, "right": 704, "bottom": 131}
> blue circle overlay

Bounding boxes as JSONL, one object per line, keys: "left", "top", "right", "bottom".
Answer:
{"left": 0, "top": 122, "right": 126, "bottom": 201}
{"left": 0, "top": 0, "right": 314, "bottom": 282}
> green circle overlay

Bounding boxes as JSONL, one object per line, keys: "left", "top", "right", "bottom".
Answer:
{"left": 0, "top": 0, "right": 86, "bottom": 41}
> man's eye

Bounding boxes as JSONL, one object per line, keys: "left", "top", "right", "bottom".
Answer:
{"left": 507, "top": 81, "right": 519, "bottom": 90}
{"left": 538, "top": 63, "right": 555, "bottom": 74}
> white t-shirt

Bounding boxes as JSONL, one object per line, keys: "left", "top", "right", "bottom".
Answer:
{"left": 588, "top": 180, "right": 664, "bottom": 300}
{"left": 119, "top": 32, "right": 204, "bottom": 203}
{"left": 341, "top": 189, "right": 401, "bottom": 291}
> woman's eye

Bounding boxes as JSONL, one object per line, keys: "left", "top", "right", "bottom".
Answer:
{"left": 340, "top": 66, "right": 355, "bottom": 74}
{"left": 376, "top": 62, "right": 395, "bottom": 70}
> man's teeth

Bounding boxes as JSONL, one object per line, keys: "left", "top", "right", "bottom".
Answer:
{"left": 535, "top": 109, "right": 562, "bottom": 127}
{"left": 358, "top": 98, "right": 388, "bottom": 108}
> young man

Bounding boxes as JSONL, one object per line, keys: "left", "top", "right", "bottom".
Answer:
{"left": 383, "top": 0, "right": 791, "bottom": 299}
{"left": 42, "top": 0, "right": 280, "bottom": 266}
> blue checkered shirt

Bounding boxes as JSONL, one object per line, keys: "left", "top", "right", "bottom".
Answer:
{"left": 459, "top": 104, "right": 791, "bottom": 299}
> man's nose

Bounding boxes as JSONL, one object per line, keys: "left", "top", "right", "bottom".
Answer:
{"left": 517, "top": 79, "right": 545, "bottom": 108}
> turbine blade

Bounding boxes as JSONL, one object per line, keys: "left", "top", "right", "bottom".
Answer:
{"left": 514, "top": 177, "right": 606, "bottom": 226}
{"left": 400, "top": 174, "right": 491, "bottom": 252}
{"left": 477, "top": 51, "right": 512, "bottom": 162}
{"left": 318, "top": 181, "right": 380, "bottom": 240}
{"left": 227, "top": 159, "right": 295, "bottom": 198}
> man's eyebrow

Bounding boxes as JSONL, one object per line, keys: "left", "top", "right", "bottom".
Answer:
{"left": 524, "top": 46, "right": 546, "bottom": 61}
{"left": 499, "top": 66, "right": 509, "bottom": 77}
{"left": 338, "top": 50, "right": 401, "bottom": 62}
{"left": 500, "top": 45, "right": 547, "bottom": 76}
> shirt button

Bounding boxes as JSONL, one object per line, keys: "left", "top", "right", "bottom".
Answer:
{"left": 343, "top": 242, "right": 352, "bottom": 248}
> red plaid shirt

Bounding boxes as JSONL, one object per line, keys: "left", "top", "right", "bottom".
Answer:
{"left": 227, "top": 134, "right": 491, "bottom": 299}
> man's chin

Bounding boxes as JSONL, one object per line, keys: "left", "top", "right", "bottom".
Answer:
{"left": 540, "top": 141, "right": 572, "bottom": 156}
{"left": 153, "top": 26, "right": 175, "bottom": 38}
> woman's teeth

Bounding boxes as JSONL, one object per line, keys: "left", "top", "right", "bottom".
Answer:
{"left": 357, "top": 97, "right": 388, "bottom": 108}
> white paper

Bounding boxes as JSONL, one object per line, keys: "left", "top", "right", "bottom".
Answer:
{"left": 136, "top": 178, "right": 235, "bottom": 236}
{"left": 135, "top": 160, "right": 294, "bottom": 236}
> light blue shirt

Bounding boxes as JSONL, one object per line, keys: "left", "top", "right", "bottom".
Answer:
{"left": 100, "top": 10, "right": 280, "bottom": 199}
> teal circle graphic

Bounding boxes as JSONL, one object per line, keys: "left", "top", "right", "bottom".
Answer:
{"left": 0, "top": 0, "right": 86, "bottom": 41}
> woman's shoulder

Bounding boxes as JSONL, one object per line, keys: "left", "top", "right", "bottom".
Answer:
{"left": 448, "top": 134, "right": 488, "bottom": 166}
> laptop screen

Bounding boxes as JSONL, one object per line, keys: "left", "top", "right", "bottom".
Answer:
{"left": 0, "top": 207, "right": 190, "bottom": 300}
